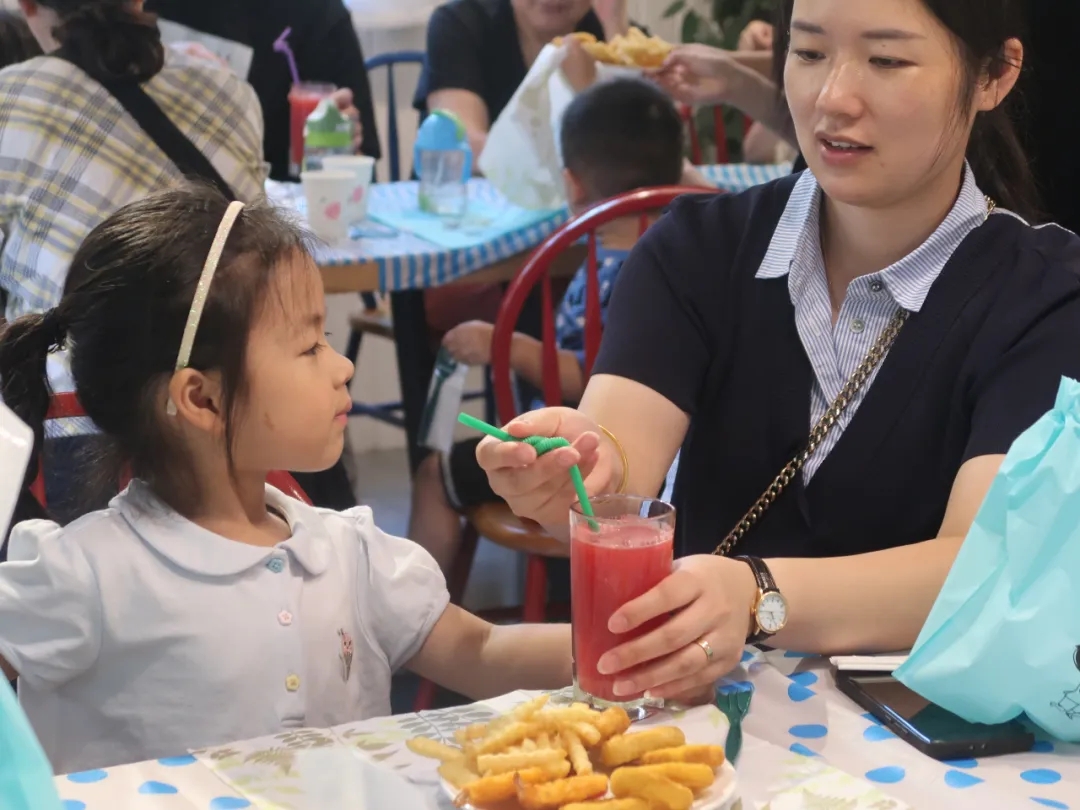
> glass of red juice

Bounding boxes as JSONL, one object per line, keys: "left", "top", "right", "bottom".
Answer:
{"left": 570, "top": 495, "right": 675, "bottom": 719}
{"left": 288, "top": 82, "right": 337, "bottom": 178}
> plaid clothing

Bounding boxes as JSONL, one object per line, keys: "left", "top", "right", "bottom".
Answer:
{"left": 0, "top": 48, "right": 266, "bottom": 323}
{"left": 0, "top": 49, "right": 265, "bottom": 435}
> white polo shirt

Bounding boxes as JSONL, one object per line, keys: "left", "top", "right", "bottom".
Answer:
{"left": 0, "top": 482, "right": 449, "bottom": 774}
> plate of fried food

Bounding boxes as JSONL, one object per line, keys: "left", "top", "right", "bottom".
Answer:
{"left": 552, "top": 28, "right": 673, "bottom": 69}
{"left": 406, "top": 695, "right": 737, "bottom": 810}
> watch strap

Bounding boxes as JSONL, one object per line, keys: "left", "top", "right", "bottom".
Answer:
{"left": 736, "top": 556, "right": 780, "bottom": 644}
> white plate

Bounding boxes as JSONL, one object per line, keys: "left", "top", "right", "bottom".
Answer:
{"left": 442, "top": 758, "right": 739, "bottom": 810}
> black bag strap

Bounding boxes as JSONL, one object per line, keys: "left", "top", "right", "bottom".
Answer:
{"left": 51, "top": 51, "right": 236, "bottom": 200}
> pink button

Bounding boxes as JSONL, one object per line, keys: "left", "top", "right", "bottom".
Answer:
{"left": 278, "top": 611, "right": 293, "bottom": 626}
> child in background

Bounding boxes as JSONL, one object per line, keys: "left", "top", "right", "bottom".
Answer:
{"left": 0, "top": 186, "right": 571, "bottom": 774}
{"left": 408, "top": 77, "right": 689, "bottom": 572}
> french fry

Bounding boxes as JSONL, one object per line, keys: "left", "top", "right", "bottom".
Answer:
{"left": 406, "top": 736, "right": 464, "bottom": 762}
{"left": 600, "top": 727, "right": 686, "bottom": 768}
{"left": 594, "top": 707, "right": 632, "bottom": 740}
{"left": 570, "top": 721, "right": 603, "bottom": 747}
{"left": 439, "top": 760, "right": 479, "bottom": 790}
{"left": 516, "top": 773, "right": 610, "bottom": 810}
{"left": 512, "top": 693, "right": 551, "bottom": 720}
{"left": 537, "top": 732, "right": 551, "bottom": 750}
{"left": 639, "top": 744, "right": 726, "bottom": 768}
{"left": 476, "top": 747, "right": 568, "bottom": 775}
{"left": 561, "top": 728, "right": 593, "bottom": 775}
{"left": 561, "top": 800, "right": 650, "bottom": 810}
{"left": 620, "top": 763, "right": 715, "bottom": 791}
{"left": 454, "top": 723, "right": 490, "bottom": 746}
{"left": 455, "top": 763, "right": 569, "bottom": 807}
{"left": 610, "top": 768, "right": 693, "bottom": 810}
{"left": 477, "top": 720, "right": 538, "bottom": 754}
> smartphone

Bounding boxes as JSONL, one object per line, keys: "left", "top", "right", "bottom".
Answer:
{"left": 836, "top": 671, "right": 1034, "bottom": 760}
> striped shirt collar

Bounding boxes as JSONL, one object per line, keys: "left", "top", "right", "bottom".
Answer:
{"left": 757, "top": 163, "right": 989, "bottom": 313}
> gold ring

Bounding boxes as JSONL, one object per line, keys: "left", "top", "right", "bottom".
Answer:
{"left": 696, "top": 638, "right": 714, "bottom": 663}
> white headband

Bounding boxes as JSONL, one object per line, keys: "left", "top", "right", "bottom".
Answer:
{"left": 166, "top": 200, "right": 245, "bottom": 416}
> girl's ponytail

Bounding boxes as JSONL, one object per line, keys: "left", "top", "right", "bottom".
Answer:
{"left": 0, "top": 308, "right": 69, "bottom": 484}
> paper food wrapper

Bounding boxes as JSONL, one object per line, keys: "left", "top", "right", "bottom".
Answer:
{"left": 479, "top": 43, "right": 641, "bottom": 210}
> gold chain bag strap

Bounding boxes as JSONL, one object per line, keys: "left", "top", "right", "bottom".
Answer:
{"left": 712, "top": 195, "right": 997, "bottom": 557}
{"left": 712, "top": 309, "right": 908, "bottom": 556}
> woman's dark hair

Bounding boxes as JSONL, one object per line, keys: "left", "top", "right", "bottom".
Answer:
{"left": 772, "top": 0, "right": 1039, "bottom": 221}
{"left": 40, "top": 0, "right": 164, "bottom": 82}
{"left": 0, "top": 184, "right": 312, "bottom": 512}
{"left": 0, "top": 10, "right": 42, "bottom": 69}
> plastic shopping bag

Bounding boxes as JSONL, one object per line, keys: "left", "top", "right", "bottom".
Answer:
{"left": 479, "top": 43, "right": 638, "bottom": 210}
{"left": 895, "top": 376, "right": 1080, "bottom": 741}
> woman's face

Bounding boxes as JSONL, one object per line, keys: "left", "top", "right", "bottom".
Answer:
{"left": 512, "top": 0, "right": 593, "bottom": 39}
{"left": 784, "top": 0, "right": 992, "bottom": 208}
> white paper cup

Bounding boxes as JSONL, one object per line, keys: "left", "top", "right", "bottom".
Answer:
{"left": 321, "top": 155, "right": 376, "bottom": 225}
{"left": 300, "top": 170, "right": 353, "bottom": 243}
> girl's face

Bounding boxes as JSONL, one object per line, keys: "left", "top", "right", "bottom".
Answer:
{"left": 784, "top": 0, "right": 1016, "bottom": 208}
{"left": 233, "top": 255, "right": 354, "bottom": 475}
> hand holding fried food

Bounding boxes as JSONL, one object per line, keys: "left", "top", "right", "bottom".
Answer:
{"left": 553, "top": 27, "right": 672, "bottom": 68}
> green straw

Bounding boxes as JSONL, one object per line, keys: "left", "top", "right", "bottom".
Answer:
{"left": 458, "top": 413, "right": 598, "bottom": 529}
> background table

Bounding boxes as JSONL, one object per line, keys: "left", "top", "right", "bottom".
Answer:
{"left": 271, "top": 162, "right": 791, "bottom": 472}
{"left": 56, "top": 647, "right": 1078, "bottom": 810}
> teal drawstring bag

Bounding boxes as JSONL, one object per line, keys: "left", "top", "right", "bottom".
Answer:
{"left": 896, "top": 376, "right": 1080, "bottom": 742}
{"left": 0, "top": 678, "right": 63, "bottom": 810}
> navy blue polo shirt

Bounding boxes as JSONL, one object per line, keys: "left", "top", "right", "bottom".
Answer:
{"left": 594, "top": 175, "right": 1080, "bottom": 558}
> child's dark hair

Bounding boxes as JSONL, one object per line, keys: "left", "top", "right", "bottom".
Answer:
{"left": 772, "top": 0, "right": 1039, "bottom": 220}
{"left": 560, "top": 77, "right": 684, "bottom": 201}
{"left": 0, "top": 184, "right": 311, "bottom": 510}
{"left": 0, "top": 10, "right": 42, "bottom": 69}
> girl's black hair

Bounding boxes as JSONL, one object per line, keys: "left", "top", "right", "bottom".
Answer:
{"left": 39, "top": 0, "right": 165, "bottom": 82}
{"left": 772, "top": 0, "right": 1039, "bottom": 221}
{"left": 0, "top": 184, "right": 312, "bottom": 512}
{"left": 0, "top": 10, "right": 42, "bottom": 69}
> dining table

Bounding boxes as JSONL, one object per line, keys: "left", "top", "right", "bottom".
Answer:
{"left": 269, "top": 163, "right": 792, "bottom": 474}
{"left": 56, "top": 646, "right": 1079, "bottom": 810}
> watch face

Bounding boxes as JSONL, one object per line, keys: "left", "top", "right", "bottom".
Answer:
{"left": 756, "top": 591, "right": 788, "bottom": 634}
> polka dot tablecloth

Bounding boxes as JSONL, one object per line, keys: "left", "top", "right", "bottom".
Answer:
{"left": 55, "top": 650, "right": 1079, "bottom": 809}
{"left": 741, "top": 648, "right": 1080, "bottom": 810}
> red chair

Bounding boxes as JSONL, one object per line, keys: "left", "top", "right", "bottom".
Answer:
{"left": 411, "top": 185, "right": 713, "bottom": 711}
{"left": 682, "top": 104, "right": 753, "bottom": 165}
{"left": 31, "top": 392, "right": 312, "bottom": 508}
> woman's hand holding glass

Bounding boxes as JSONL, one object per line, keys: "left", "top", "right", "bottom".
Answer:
{"left": 596, "top": 555, "right": 758, "bottom": 702}
{"left": 475, "top": 407, "right": 621, "bottom": 532}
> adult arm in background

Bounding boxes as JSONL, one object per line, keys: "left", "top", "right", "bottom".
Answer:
{"left": 655, "top": 45, "right": 796, "bottom": 147}
{"left": 420, "top": 6, "right": 492, "bottom": 163}
{"left": 303, "top": 0, "right": 381, "bottom": 159}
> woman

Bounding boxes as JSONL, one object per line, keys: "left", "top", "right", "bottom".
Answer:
{"left": 413, "top": 0, "right": 630, "bottom": 159}
{"left": 476, "top": 0, "right": 1080, "bottom": 701}
{"left": 0, "top": 0, "right": 264, "bottom": 521}
{"left": 144, "top": 0, "right": 379, "bottom": 181}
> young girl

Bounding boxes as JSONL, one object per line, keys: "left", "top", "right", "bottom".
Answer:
{"left": 0, "top": 186, "right": 571, "bottom": 774}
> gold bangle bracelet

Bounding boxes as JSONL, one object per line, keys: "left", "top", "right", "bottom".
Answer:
{"left": 596, "top": 423, "right": 629, "bottom": 495}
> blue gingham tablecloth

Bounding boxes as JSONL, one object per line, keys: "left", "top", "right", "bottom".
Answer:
{"left": 266, "top": 163, "right": 791, "bottom": 293}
